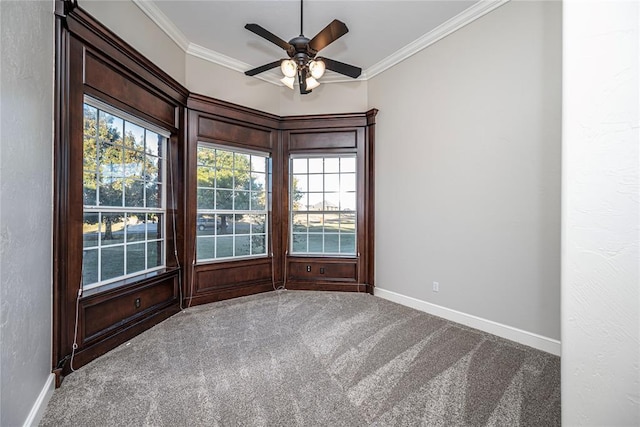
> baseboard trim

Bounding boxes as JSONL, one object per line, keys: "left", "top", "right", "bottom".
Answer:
{"left": 374, "top": 288, "right": 561, "bottom": 356}
{"left": 23, "top": 373, "right": 55, "bottom": 427}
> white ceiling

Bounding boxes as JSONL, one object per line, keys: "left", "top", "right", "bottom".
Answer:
{"left": 134, "top": 0, "right": 507, "bottom": 84}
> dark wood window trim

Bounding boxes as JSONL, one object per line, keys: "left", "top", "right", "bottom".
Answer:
{"left": 184, "top": 96, "right": 283, "bottom": 306}
{"left": 53, "top": 0, "right": 188, "bottom": 382}
{"left": 280, "top": 111, "right": 377, "bottom": 293}
{"left": 184, "top": 97, "right": 378, "bottom": 304}
{"left": 53, "top": 0, "right": 377, "bottom": 384}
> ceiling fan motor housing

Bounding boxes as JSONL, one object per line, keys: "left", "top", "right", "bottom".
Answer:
{"left": 289, "top": 36, "right": 314, "bottom": 62}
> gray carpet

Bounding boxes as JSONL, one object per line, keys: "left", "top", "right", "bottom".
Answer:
{"left": 41, "top": 291, "right": 560, "bottom": 426}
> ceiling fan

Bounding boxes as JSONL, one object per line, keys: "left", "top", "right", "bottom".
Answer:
{"left": 244, "top": 0, "right": 362, "bottom": 94}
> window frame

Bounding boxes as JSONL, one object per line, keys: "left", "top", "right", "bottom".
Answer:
{"left": 195, "top": 142, "right": 271, "bottom": 263}
{"left": 288, "top": 153, "right": 358, "bottom": 257}
{"left": 81, "top": 96, "right": 170, "bottom": 291}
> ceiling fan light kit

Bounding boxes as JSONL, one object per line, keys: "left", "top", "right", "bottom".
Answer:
{"left": 281, "top": 59, "right": 298, "bottom": 78}
{"left": 309, "top": 59, "right": 325, "bottom": 79}
{"left": 305, "top": 76, "right": 320, "bottom": 90}
{"left": 280, "top": 75, "right": 295, "bottom": 90}
{"left": 244, "top": 0, "right": 361, "bottom": 95}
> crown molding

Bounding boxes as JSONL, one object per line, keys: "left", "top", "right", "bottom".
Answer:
{"left": 365, "top": 0, "right": 510, "bottom": 79}
{"left": 316, "top": 72, "right": 368, "bottom": 84}
{"left": 133, "top": 0, "right": 509, "bottom": 86}
{"left": 187, "top": 43, "right": 283, "bottom": 85}
{"left": 186, "top": 43, "right": 249, "bottom": 74}
{"left": 132, "top": 0, "right": 190, "bottom": 51}
{"left": 131, "top": 0, "right": 284, "bottom": 85}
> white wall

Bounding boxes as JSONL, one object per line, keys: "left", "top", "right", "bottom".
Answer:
{"left": 81, "top": 0, "right": 186, "bottom": 85}
{"left": 277, "top": 80, "right": 368, "bottom": 117}
{"left": 186, "top": 55, "right": 282, "bottom": 115}
{"left": 0, "top": 1, "right": 55, "bottom": 425}
{"left": 369, "top": 0, "right": 562, "bottom": 342}
{"left": 562, "top": 1, "right": 639, "bottom": 424}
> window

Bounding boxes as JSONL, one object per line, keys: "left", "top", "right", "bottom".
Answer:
{"left": 290, "top": 155, "right": 357, "bottom": 255}
{"left": 82, "top": 99, "right": 168, "bottom": 290}
{"left": 196, "top": 144, "right": 269, "bottom": 261}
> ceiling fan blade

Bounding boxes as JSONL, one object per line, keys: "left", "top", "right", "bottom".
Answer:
{"left": 308, "top": 19, "right": 349, "bottom": 53}
{"left": 245, "top": 60, "right": 282, "bottom": 76}
{"left": 320, "top": 57, "right": 362, "bottom": 79}
{"left": 245, "top": 24, "right": 293, "bottom": 53}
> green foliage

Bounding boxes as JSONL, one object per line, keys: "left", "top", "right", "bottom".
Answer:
{"left": 83, "top": 104, "right": 163, "bottom": 239}
{"left": 196, "top": 147, "right": 267, "bottom": 217}
{"left": 291, "top": 176, "right": 304, "bottom": 209}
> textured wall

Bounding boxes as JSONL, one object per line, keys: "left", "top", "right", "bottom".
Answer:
{"left": 368, "top": 1, "right": 562, "bottom": 340}
{"left": 0, "top": 1, "right": 54, "bottom": 425}
{"left": 81, "top": 0, "right": 186, "bottom": 85}
{"left": 562, "top": 1, "right": 640, "bottom": 424}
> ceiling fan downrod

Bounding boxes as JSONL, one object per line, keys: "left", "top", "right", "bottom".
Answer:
{"left": 300, "top": 0, "right": 304, "bottom": 36}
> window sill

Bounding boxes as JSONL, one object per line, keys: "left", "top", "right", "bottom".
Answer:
{"left": 82, "top": 267, "right": 180, "bottom": 298}
{"left": 195, "top": 254, "right": 270, "bottom": 266}
{"left": 288, "top": 254, "right": 358, "bottom": 259}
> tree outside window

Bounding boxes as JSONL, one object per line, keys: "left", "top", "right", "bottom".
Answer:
{"left": 82, "top": 101, "right": 167, "bottom": 289}
{"left": 196, "top": 144, "right": 269, "bottom": 261}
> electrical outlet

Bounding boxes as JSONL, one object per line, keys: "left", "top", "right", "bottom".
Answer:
{"left": 432, "top": 282, "right": 439, "bottom": 292}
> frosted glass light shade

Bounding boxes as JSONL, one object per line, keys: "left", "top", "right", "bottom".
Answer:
{"left": 280, "top": 76, "right": 295, "bottom": 90}
{"left": 305, "top": 76, "right": 320, "bottom": 90}
{"left": 280, "top": 60, "right": 297, "bottom": 78}
{"left": 309, "top": 60, "right": 325, "bottom": 79}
